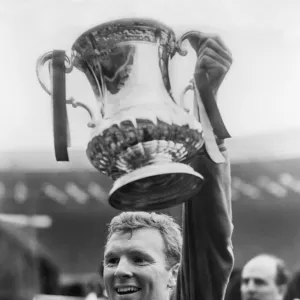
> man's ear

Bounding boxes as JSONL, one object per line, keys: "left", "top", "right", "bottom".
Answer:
{"left": 168, "top": 263, "right": 180, "bottom": 288}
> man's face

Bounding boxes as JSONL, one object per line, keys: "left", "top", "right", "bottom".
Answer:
{"left": 103, "top": 228, "right": 178, "bottom": 300}
{"left": 241, "top": 257, "right": 283, "bottom": 300}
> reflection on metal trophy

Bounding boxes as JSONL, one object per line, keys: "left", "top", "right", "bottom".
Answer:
{"left": 36, "top": 18, "right": 208, "bottom": 211}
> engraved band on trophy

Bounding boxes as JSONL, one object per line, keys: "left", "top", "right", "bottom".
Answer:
{"left": 36, "top": 18, "right": 228, "bottom": 211}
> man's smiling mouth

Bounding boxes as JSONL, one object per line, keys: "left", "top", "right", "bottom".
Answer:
{"left": 116, "top": 286, "right": 141, "bottom": 295}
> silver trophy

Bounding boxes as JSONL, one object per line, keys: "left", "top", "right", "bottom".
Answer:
{"left": 36, "top": 18, "right": 226, "bottom": 211}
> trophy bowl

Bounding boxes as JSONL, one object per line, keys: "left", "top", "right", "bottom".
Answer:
{"left": 36, "top": 18, "right": 206, "bottom": 210}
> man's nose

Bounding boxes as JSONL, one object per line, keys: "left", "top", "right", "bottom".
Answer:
{"left": 245, "top": 280, "right": 256, "bottom": 292}
{"left": 114, "top": 257, "right": 133, "bottom": 278}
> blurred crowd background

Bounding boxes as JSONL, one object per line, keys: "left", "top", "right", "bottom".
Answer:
{"left": 1, "top": 130, "right": 300, "bottom": 299}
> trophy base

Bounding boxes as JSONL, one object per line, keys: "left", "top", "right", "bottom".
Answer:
{"left": 108, "top": 162, "right": 204, "bottom": 211}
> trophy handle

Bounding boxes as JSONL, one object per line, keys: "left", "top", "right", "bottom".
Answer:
{"left": 176, "top": 31, "right": 231, "bottom": 163}
{"left": 36, "top": 51, "right": 96, "bottom": 129}
{"left": 176, "top": 31, "right": 230, "bottom": 139}
{"left": 180, "top": 79, "right": 200, "bottom": 119}
{"left": 36, "top": 50, "right": 69, "bottom": 161}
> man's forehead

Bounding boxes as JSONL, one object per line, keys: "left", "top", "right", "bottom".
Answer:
{"left": 242, "top": 256, "right": 277, "bottom": 279}
{"left": 105, "top": 227, "right": 165, "bottom": 256}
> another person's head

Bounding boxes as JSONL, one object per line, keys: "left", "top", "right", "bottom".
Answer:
{"left": 103, "top": 211, "right": 182, "bottom": 300}
{"left": 241, "top": 254, "right": 289, "bottom": 300}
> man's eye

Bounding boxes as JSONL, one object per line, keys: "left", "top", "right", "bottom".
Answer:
{"left": 133, "top": 256, "right": 148, "bottom": 265}
{"left": 106, "top": 258, "right": 119, "bottom": 265}
{"left": 255, "top": 279, "right": 266, "bottom": 286}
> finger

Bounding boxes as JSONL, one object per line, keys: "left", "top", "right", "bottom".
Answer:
{"left": 199, "top": 59, "right": 228, "bottom": 82}
{"left": 197, "top": 38, "right": 232, "bottom": 64}
{"left": 199, "top": 33, "right": 232, "bottom": 57}
{"left": 187, "top": 33, "right": 232, "bottom": 59}
{"left": 196, "top": 55, "right": 227, "bottom": 87}
{"left": 212, "top": 34, "right": 232, "bottom": 56}
{"left": 196, "top": 50, "right": 231, "bottom": 73}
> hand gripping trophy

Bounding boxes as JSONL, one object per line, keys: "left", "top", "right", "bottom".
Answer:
{"left": 36, "top": 18, "right": 230, "bottom": 211}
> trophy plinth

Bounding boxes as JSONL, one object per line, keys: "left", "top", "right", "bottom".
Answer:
{"left": 109, "top": 162, "right": 203, "bottom": 211}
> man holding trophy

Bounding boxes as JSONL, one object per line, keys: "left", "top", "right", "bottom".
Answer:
{"left": 37, "top": 19, "right": 234, "bottom": 300}
{"left": 101, "top": 33, "right": 233, "bottom": 300}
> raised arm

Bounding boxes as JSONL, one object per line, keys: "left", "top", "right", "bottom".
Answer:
{"left": 175, "top": 145, "right": 234, "bottom": 300}
{"left": 174, "top": 33, "right": 234, "bottom": 300}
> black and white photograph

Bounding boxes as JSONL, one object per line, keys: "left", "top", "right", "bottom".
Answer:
{"left": 0, "top": 1, "right": 300, "bottom": 299}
